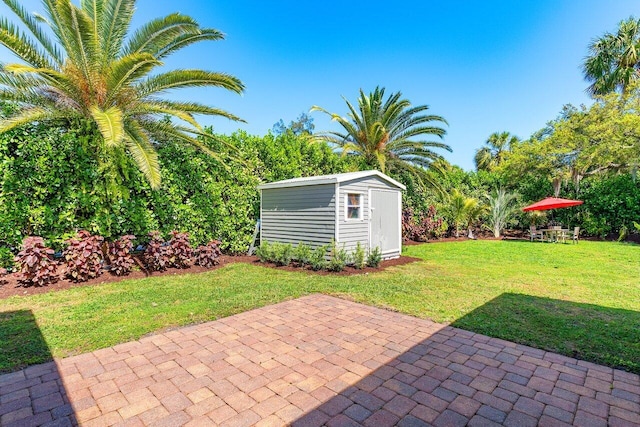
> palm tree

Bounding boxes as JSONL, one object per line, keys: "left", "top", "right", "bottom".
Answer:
{"left": 484, "top": 188, "right": 519, "bottom": 238}
{"left": 474, "top": 131, "right": 519, "bottom": 171}
{"left": 0, "top": 0, "right": 244, "bottom": 189}
{"left": 583, "top": 16, "right": 640, "bottom": 95}
{"left": 311, "top": 87, "right": 450, "bottom": 187}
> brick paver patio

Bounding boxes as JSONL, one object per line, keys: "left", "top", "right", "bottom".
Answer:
{"left": 1, "top": 294, "right": 639, "bottom": 426}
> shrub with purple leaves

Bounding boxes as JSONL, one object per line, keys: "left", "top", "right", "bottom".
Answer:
{"left": 15, "top": 236, "right": 58, "bottom": 287}
{"left": 108, "top": 235, "right": 136, "bottom": 276}
{"left": 0, "top": 267, "right": 7, "bottom": 286}
{"left": 64, "top": 231, "right": 104, "bottom": 282}
{"left": 195, "top": 240, "right": 222, "bottom": 268}
{"left": 144, "top": 231, "right": 170, "bottom": 272}
{"left": 168, "top": 231, "right": 192, "bottom": 269}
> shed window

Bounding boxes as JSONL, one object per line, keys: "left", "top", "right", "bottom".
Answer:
{"left": 346, "top": 193, "right": 362, "bottom": 219}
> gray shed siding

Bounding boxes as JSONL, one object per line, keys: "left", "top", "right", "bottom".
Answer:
{"left": 260, "top": 184, "right": 335, "bottom": 249}
{"left": 338, "top": 176, "right": 401, "bottom": 257}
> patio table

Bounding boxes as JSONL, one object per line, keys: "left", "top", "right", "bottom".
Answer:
{"left": 540, "top": 228, "right": 570, "bottom": 243}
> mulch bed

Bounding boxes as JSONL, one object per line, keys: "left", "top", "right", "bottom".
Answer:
{"left": 0, "top": 254, "right": 421, "bottom": 301}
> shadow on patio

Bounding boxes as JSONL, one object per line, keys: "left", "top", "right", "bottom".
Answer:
{"left": 291, "top": 293, "right": 640, "bottom": 426}
{"left": 0, "top": 309, "right": 77, "bottom": 426}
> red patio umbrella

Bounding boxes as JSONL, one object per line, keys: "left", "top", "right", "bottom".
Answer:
{"left": 522, "top": 197, "right": 583, "bottom": 212}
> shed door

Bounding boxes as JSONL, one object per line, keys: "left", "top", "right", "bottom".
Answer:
{"left": 370, "top": 190, "right": 400, "bottom": 254}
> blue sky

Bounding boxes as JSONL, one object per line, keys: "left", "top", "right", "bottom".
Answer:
{"left": 0, "top": 1, "right": 638, "bottom": 170}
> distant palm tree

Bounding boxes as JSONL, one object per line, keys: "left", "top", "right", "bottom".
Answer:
{"left": 583, "top": 16, "right": 640, "bottom": 95}
{"left": 0, "top": 0, "right": 244, "bottom": 188}
{"left": 474, "top": 131, "right": 519, "bottom": 171}
{"left": 311, "top": 87, "right": 450, "bottom": 187}
{"left": 485, "top": 188, "right": 519, "bottom": 238}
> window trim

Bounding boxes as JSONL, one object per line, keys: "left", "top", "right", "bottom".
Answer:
{"left": 345, "top": 192, "right": 364, "bottom": 221}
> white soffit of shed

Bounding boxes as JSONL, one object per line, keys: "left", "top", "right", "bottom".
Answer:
{"left": 256, "top": 170, "right": 406, "bottom": 190}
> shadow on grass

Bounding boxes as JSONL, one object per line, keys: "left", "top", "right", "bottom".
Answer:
{"left": 0, "top": 310, "right": 77, "bottom": 426}
{"left": 451, "top": 293, "right": 640, "bottom": 374}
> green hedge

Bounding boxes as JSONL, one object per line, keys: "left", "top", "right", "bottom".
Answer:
{"left": 0, "top": 124, "right": 349, "bottom": 261}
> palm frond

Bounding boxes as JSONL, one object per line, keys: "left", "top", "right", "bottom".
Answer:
{"left": 124, "top": 13, "right": 199, "bottom": 55}
{"left": 1, "top": 0, "right": 62, "bottom": 64}
{"left": 90, "top": 105, "right": 124, "bottom": 147}
{"left": 136, "top": 70, "right": 244, "bottom": 96}
{"left": 0, "top": 106, "right": 56, "bottom": 132}
{"left": 0, "top": 17, "right": 56, "bottom": 68}
{"left": 105, "top": 53, "right": 160, "bottom": 101}
{"left": 154, "top": 30, "right": 225, "bottom": 60}
{"left": 124, "top": 119, "right": 161, "bottom": 189}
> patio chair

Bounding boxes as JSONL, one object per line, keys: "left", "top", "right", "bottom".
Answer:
{"left": 529, "top": 226, "right": 544, "bottom": 242}
{"left": 567, "top": 226, "right": 580, "bottom": 243}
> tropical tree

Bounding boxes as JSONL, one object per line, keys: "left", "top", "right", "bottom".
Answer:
{"left": 474, "top": 131, "right": 519, "bottom": 171}
{"left": 0, "top": 0, "right": 244, "bottom": 189}
{"left": 583, "top": 16, "right": 640, "bottom": 95}
{"left": 311, "top": 87, "right": 450, "bottom": 189}
{"left": 484, "top": 188, "right": 519, "bottom": 238}
{"left": 445, "top": 190, "right": 486, "bottom": 238}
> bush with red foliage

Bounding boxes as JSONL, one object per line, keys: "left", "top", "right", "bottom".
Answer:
{"left": 0, "top": 267, "right": 7, "bottom": 286}
{"left": 195, "top": 240, "right": 222, "bottom": 268}
{"left": 144, "top": 231, "right": 170, "bottom": 272}
{"left": 64, "top": 231, "right": 104, "bottom": 282}
{"left": 108, "top": 235, "right": 136, "bottom": 276}
{"left": 15, "top": 236, "right": 58, "bottom": 287}
{"left": 168, "top": 231, "right": 192, "bottom": 269}
{"left": 403, "top": 206, "right": 444, "bottom": 241}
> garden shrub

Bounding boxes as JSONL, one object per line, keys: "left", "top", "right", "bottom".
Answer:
{"left": 15, "top": 236, "right": 58, "bottom": 287}
{"left": 272, "top": 242, "right": 293, "bottom": 267}
{"left": 108, "top": 235, "right": 136, "bottom": 276}
{"left": 255, "top": 241, "right": 273, "bottom": 263}
{"left": 63, "top": 231, "right": 104, "bottom": 282}
{"left": 352, "top": 242, "right": 366, "bottom": 269}
{"left": 168, "top": 231, "right": 192, "bottom": 269}
{"left": 367, "top": 247, "right": 382, "bottom": 268}
{"left": 144, "top": 231, "right": 170, "bottom": 272}
{"left": 195, "top": 240, "right": 222, "bottom": 268}
{"left": 327, "top": 241, "right": 348, "bottom": 272}
{"left": 309, "top": 245, "right": 328, "bottom": 271}
{"left": 402, "top": 206, "right": 445, "bottom": 241}
{"left": 293, "top": 242, "right": 311, "bottom": 266}
{"left": 0, "top": 247, "right": 14, "bottom": 270}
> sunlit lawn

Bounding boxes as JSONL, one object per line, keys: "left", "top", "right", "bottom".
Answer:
{"left": 1, "top": 240, "right": 638, "bottom": 374}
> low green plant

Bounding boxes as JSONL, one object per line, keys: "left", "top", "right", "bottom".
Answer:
{"left": 272, "top": 242, "right": 293, "bottom": 267}
{"left": 327, "top": 241, "right": 348, "bottom": 272}
{"left": 0, "top": 247, "right": 14, "bottom": 270}
{"left": 352, "top": 242, "right": 366, "bottom": 269}
{"left": 367, "top": 246, "right": 382, "bottom": 268}
{"left": 309, "top": 245, "right": 328, "bottom": 271}
{"left": 255, "top": 241, "right": 273, "bottom": 263}
{"left": 293, "top": 242, "right": 312, "bottom": 266}
{"left": 634, "top": 221, "right": 640, "bottom": 232}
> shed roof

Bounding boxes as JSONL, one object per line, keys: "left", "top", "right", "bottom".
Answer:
{"left": 257, "top": 170, "right": 406, "bottom": 190}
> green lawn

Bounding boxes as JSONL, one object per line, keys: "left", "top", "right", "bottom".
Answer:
{"left": 1, "top": 240, "right": 639, "bottom": 374}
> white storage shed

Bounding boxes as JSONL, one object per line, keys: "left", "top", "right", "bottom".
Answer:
{"left": 257, "top": 170, "right": 405, "bottom": 259}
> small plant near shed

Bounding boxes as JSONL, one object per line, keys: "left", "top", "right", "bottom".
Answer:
{"left": 144, "top": 231, "right": 170, "bottom": 272}
{"left": 293, "top": 242, "right": 312, "bottom": 267}
{"left": 327, "top": 241, "right": 348, "bottom": 272}
{"left": 64, "top": 231, "right": 104, "bottom": 282}
{"left": 309, "top": 245, "right": 328, "bottom": 271}
{"left": 352, "top": 242, "right": 366, "bottom": 269}
{"left": 108, "top": 235, "right": 136, "bottom": 276}
{"left": 196, "top": 240, "right": 222, "bottom": 268}
{"left": 15, "top": 237, "right": 58, "bottom": 287}
{"left": 367, "top": 246, "right": 382, "bottom": 268}
{"left": 168, "top": 231, "right": 192, "bottom": 269}
{"left": 255, "top": 241, "right": 274, "bottom": 263}
{"left": 272, "top": 242, "right": 293, "bottom": 266}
